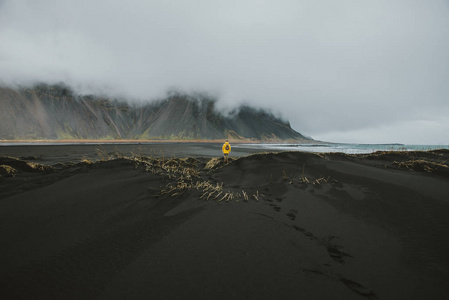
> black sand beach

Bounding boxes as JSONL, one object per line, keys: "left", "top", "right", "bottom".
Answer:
{"left": 1, "top": 144, "right": 449, "bottom": 299}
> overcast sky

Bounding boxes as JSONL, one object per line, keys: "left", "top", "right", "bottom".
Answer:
{"left": 1, "top": 0, "right": 448, "bottom": 144}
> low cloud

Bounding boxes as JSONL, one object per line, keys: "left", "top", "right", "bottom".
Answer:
{"left": 1, "top": 0, "right": 448, "bottom": 144}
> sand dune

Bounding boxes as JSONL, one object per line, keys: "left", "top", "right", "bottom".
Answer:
{"left": 1, "top": 145, "right": 449, "bottom": 299}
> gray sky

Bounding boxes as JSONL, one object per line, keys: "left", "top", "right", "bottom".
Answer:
{"left": 1, "top": 0, "right": 449, "bottom": 144}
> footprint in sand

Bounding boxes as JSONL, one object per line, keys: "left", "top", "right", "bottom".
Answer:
{"left": 302, "top": 269, "right": 324, "bottom": 276}
{"left": 331, "top": 179, "right": 344, "bottom": 188}
{"left": 302, "top": 269, "right": 377, "bottom": 299}
{"left": 287, "top": 208, "right": 297, "bottom": 220}
{"left": 292, "top": 225, "right": 317, "bottom": 241}
{"left": 320, "top": 236, "right": 353, "bottom": 264}
{"left": 272, "top": 205, "right": 281, "bottom": 212}
{"left": 325, "top": 245, "right": 353, "bottom": 264}
{"left": 340, "top": 277, "right": 377, "bottom": 299}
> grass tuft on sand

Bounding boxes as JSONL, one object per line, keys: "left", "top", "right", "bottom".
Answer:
{"left": 204, "top": 157, "right": 223, "bottom": 169}
{"left": 26, "top": 162, "right": 54, "bottom": 172}
{"left": 393, "top": 159, "right": 449, "bottom": 173}
{"left": 0, "top": 165, "right": 17, "bottom": 177}
{"left": 0, "top": 157, "right": 55, "bottom": 175}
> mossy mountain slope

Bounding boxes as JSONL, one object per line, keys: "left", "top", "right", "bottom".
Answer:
{"left": 0, "top": 84, "right": 309, "bottom": 141}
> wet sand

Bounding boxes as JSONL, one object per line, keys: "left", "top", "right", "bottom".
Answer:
{"left": 0, "top": 143, "right": 272, "bottom": 164}
{"left": 1, "top": 144, "right": 449, "bottom": 299}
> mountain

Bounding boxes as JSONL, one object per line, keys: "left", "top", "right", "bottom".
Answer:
{"left": 0, "top": 84, "right": 310, "bottom": 142}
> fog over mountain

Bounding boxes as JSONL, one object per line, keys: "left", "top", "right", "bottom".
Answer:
{"left": 1, "top": 0, "right": 448, "bottom": 144}
{"left": 0, "top": 84, "right": 307, "bottom": 141}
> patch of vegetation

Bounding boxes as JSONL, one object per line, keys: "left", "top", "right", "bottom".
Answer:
{"left": 142, "top": 157, "right": 200, "bottom": 180}
{"left": 56, "top": 124, "right": 76, "bottom": 139}
{"left": 161, "top": 179, "right": 261, "bottom": 203}
{"left": 80, "top": 157, "right": 94, "bottom": 164}
{"left": 93, "top": 148, "right": 262, "bottom": 203}
{"left": 204, "top": 157, "right": 223, "bottom": 169}
{"left": 0, "top": 165, "right": 17, "bottom": 177}
{"left": 0, "top": 156, "right": 54, "bottom": 174}
{"left": 26, "top": 162, "right": 55, "bottom": 173}
{"left": 282, "top": 166, "right": 331, "bottom": 186}
{"left": 393, "top": 159, "right": 449, "bottom": 173}
{"left": 204, "top": 157, "right": 237, "bottom": 169}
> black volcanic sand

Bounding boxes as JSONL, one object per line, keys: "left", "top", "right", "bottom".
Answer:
{"left": 0, "top": 143, "right": 272, "bottom": 165}
{"left": 1, "top": 145, "right": 449, "bottom": 299}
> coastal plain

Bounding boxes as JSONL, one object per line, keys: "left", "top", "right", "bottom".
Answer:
{"left": 1, "top": 143, "right": 449, "bottom": 299}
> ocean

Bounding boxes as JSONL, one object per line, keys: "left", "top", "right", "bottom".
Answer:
{"left": 235, "top": 143, "right": 449, "bottom": 154}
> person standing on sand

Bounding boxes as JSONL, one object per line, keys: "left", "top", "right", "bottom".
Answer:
{"left": 222, "top": 140, "right": 231, "bottom": 164}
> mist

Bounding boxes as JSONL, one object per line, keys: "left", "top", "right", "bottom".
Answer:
{"left": 1, "top": 0, "right": 448, "bottom": 144}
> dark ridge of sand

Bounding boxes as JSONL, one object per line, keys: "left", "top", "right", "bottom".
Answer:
{"left": 1, "top": 146, "right": 449, "bottom": 299}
